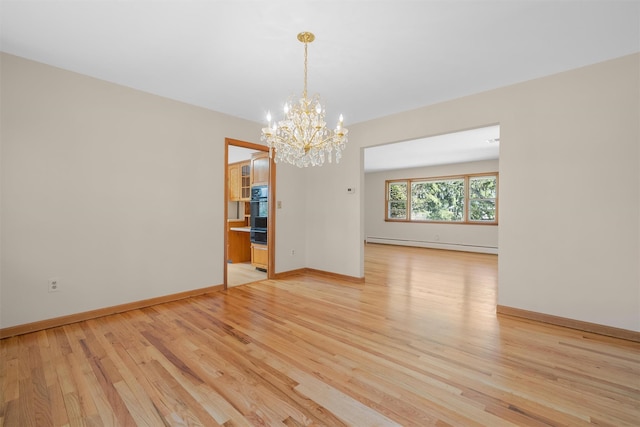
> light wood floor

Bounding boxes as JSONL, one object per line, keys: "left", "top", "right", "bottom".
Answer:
{"left": 227, "top": 261, "right": 267, "bottom": 288}
{"left": 1, "top": 244, "right": 638, "bottom": 426}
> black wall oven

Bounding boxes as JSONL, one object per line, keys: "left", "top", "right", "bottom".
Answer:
{"left": 250, "top": 185, "right": 268, "bottom": 244}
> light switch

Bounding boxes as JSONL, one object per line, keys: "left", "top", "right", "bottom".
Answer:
{"left": 347, "top": 187, "right": 356, "bottom": 194}
{"left": 277, "top": 200, "right": 282, "bottom": 209}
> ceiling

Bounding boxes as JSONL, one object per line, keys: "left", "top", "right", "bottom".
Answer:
{"left": 364, "top": 125, "right": 500, "bottom": 173}
{"left": 2, "top": 1, "right": 638, "bottom": 171}
{"left": 228, "top": 125, "right": 499, "bottom": 172}
{"left": 228, "top": 145, "right": 261, "bottom": 164}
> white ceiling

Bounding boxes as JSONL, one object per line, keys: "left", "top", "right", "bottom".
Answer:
{"left": 2, "top": 1, "right": 638, "bottom": 171}
{"left": 228, "top": 145, "right": 261, "bottom": 164}
{"left": 364, "top": 125, "right": 500, "bottom": 173}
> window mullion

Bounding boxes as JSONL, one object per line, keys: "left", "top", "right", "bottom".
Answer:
{"left": 464, "top": 176, "right": 469, "bottom": 222}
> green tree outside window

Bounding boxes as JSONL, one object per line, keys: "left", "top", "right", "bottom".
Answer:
{"left": 388, "top": 181, "right": 408, "bottom": 219}
{"left": 411, "top": 179, "right": 464, "bottom": 221}
{"left": 385, "top": 174, "right": 497, "bottom": 223}
{"left": 469, "top": 176, "right": 497, "bottom": 221}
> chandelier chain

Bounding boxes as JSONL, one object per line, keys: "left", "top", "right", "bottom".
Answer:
{"left": 303, "top": 40, "right": 308, "bottom": 100}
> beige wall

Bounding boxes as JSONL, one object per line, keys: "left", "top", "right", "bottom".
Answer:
{"left": 2, "top": 52, "right": 638, "bottom": 333}
{"left": 309, "top": 53, "right": 639, "bottom": 331}
{"left": 0, "top": 53, "right": 272, "bottom": 328}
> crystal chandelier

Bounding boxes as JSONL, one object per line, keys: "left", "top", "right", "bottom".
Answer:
{"left": 261, "top": 32, "right": 348, "bottom": 167}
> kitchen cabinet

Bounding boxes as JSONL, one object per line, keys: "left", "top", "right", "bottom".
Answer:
{"left": 228, "top": 163, "right": 240, "bottom": 201}
{"left": 228, "top": 221, "right": 251, "bottom": 263}
{"left": 228, "top": 160, "right": 250, "bottom": 201}
{"left": 240, "top": 162, "right": 251, "bottom": 200}
{"left": 251, "top": 243, "right": 268, "bottom": 271}
{"left": 250, "top": 152, "right": 269, "bottom": 186}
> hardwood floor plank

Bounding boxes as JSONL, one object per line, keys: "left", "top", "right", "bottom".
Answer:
{"left": 165, "top": 325, "right": 316, "bottom": 426}
{"left": 46, "top": 382, "right": 69, "bottom": 427}
{"left": 292, "top": 369, "right": 401, "bottom": 427}
{"left": 1, "top": 244, "right": 639, "bottom": 426}
{"left": 1, "top": 345, "right": 19, "bottom": 406}
{"left": 2, "top": 399, "right": 20, "bottom": 427}
{"left": 85, "top": 321, "right": 167, "bottom": 426}
{"left": 29, "top": 364, "right": 53, "bottom": 426}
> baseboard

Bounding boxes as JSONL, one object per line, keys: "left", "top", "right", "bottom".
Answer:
{"left": 496, "top": 305, "right": 640, "bottom": 343}
{"left": 271, "top": 268, "right": 308, "bottom": 279}
{"left": 0, "top": 284, "right": 224, "bottom": 339}
{"left": 273, "top": 268, "right": 364, "bottom": 284}
{"left": 305, "top": 268, "right": 365, "bottom": 284}
{"left": 366, "top": 237, "right": 498, "bottom": 255}
{"left": 1, "top": 268, "right": 364, "bottom": 339}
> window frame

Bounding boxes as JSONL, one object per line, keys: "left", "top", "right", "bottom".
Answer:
{"left": 410, "top": 176, "right": 466, "bottom": 222}
{"left": 384, "top": 172, "right": 498, "bottom": 225}
{"left": 467, "top": 174, "right": 499, "bottom": 223}
{"left": 386, "top": 179, "right": 409, "bottom": 220}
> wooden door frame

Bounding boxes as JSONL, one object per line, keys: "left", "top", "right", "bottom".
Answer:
{"left": 224, "top": 138, "right": 276, "bottom": 289}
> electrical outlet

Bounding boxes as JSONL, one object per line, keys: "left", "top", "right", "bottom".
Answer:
{"left": 291, "top": 249, "right": 295, "bottom": 256}
{"left": 48, "top": 278, "right": 60, "bottom": 292}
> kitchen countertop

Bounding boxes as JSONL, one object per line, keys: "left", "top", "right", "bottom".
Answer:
{"left": 230, "top": 226, "right": 251, "bottom": 232}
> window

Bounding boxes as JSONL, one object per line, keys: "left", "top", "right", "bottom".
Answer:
{"left": 411, "top": 178, "right": 464, "bottom": 221}
{"left": 468, "top": 176, "right": 497, "bottom": 222}
{"left": 385, "top": 173, "right": 498, "bottom": 224}
{"left": 387, "top": 181, "right": 408, "bottom": 219}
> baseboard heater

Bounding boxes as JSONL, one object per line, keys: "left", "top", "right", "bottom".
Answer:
{"left": 366, "top": 237, "right": 498, "bottom": 255}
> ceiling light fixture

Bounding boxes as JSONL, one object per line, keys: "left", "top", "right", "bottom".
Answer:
{"left": 261, "top": 32, "right": 348, "bottom": 167}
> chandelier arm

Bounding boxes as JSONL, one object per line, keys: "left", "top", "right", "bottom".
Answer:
{"left": 316, "top": 135, "right": 339, "bottom": 148}
{"left": 285, "top": 130, "right": 306, "bottom": 150}
{"left": 306, "top": 131, "right": 331, "bottom": 149}
{"left": 270, "top": 136, "right": 300, "bottom": 153}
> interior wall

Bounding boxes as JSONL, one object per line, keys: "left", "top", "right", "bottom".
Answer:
{"left": 0, "top": 53, "right": 269, "bottom": 328}
{"left": 2, "top": 52, "right": 638, "bottom": 333}
{"left": 307, "top": 53, "right": 639, "bottom": 332}
{"left": 364, "top": 159, "right": 499, "bottom": 253}
{"left": 305, "top": 158, "right": 363, "bottom": 278}
{"left": 273, "top": 164, "right": 308, "bottom": 273}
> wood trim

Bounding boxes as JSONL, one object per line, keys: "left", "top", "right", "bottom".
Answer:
{"left": 271, "top": 268, "right": 308, "bottom": 279}
{"left": 384, "top": 172, "right": 499, "bottom": 225}
{"left": 224, "top": 140, "right": 230, "bottom": 289}
{"left": 384, "top": 218, "right": 499, "bottom": 225}
{"left": 267, "top": 152, "right": 276, "bottom": 279}
{"left": 224, "top": 138, "right": 275, "bottom": 286}
{"left": 273, "top": 268, "right": 365, "bottom": 284}
{"left": 496, "top": 304, "right": 640, "bottom": 343}
{"left": 225, "top": 138, "right": 268, "bottom": 152}
{"left": 0, "top": 284, "right": 223, "bottom": 339}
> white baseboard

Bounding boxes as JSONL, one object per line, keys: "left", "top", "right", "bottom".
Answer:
{"left": 365, "top": 237, "right": 498, "bottom": 254}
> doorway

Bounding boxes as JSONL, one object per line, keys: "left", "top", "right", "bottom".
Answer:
{"left": 362, "top": 124, "right": 500, "bottom": 252}
{"left": 224, "top": 138, "right": 275, "bottom": 288}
